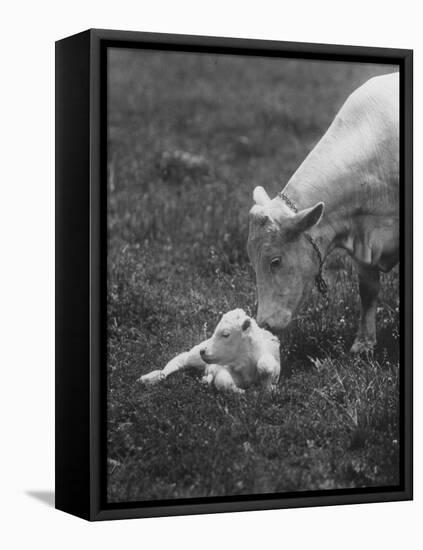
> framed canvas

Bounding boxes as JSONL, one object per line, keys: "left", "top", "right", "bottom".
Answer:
{"left": 55, "top": 29, "right": 413, "bottom": 521}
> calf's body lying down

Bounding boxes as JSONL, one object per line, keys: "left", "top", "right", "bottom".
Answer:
{"left": 138, "top": 309, "right": 280, "bottom": 393}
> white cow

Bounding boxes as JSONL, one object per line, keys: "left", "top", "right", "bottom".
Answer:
{"left": 247, "top": 73, "right": 399, "bottom": 353}
{"left": 138, "top": 309, "right": 280, "bottom": 393}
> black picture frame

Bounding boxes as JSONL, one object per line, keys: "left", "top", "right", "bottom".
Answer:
{"left": 55, "top": 28, "right": 413, "bottom": 521}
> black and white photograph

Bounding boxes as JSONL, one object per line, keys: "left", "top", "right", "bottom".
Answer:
{"left": 2, "top": 0, "right": 421, "bottom": 544}
{"left": 106, "top": 46, "right": 404, "bottom": 504}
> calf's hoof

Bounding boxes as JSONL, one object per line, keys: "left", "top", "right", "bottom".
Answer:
{"left": 201, "top": 374, "right": 213, "bottom": 386}
{"left": 137, "top": 370, "right": 165, "bottom": 385}
{"left": 350, "top": 338, "right": 375, "bottom": 355}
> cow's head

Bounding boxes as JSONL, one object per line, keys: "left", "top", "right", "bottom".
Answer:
{"left": 247, "top": 186, "right": 325, "bottom": 332}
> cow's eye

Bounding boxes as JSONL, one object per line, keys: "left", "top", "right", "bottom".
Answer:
{"left": 270, "top": 256, "right": 281, "bottom": 268}
{"left": 221, "top": 332, "right": 230, "bottom": 338}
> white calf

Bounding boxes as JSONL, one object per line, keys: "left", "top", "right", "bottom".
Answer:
{"left": 138, "top": 309, "right": 280, "bottom": 393}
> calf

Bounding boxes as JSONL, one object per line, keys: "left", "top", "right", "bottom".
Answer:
{"left": 138, "top": 309, "right": 280, "bottom": 393}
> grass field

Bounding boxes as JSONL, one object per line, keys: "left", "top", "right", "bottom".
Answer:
{"left": 106, "top": 49, "right": 400, "bottom": 503}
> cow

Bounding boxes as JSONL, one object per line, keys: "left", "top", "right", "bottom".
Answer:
{"left": 247, "top": 72, "right": 399, "bottom": 353}
{"left": 138, "top": 309, "right": 280, "bottom": 393}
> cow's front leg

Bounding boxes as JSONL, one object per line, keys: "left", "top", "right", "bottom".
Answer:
{"left": 350, "top": 265, "right": 380, "bottom": 354}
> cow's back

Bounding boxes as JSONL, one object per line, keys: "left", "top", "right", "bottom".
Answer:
{"left": 336, "top": 72, "right": 399, "bottom": 171}
{"left": 288, "top": 72, "right": 399, "bottom": 217}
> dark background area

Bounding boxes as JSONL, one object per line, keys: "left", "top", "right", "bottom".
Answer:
{"left": 107, "top": 49, "right": 399, "bottom": 503}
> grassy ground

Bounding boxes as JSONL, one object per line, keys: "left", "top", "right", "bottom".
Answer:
{"left": 107, "top": 49, "right": 400, "bottom": 503}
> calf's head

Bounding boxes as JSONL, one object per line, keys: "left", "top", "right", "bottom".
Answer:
{"left": 247, "top": 186, "right": 325, "bottom": 333}
{"left": 200, "top": 309, "right": 252, "bottom": 365}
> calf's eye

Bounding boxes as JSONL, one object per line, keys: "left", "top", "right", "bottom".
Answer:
{"left": 221, "top": 332, "right": 230, "bottom": 338}
{"left": 270, "top": 256, "right": 281, "bottom": 268}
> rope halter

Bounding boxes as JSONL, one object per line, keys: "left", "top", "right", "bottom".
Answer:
{"left": 278, "top": 191, "right": 328, "bottom": 295}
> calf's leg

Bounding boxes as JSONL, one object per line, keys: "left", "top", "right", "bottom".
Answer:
{"left": 257, "top": 354, "right": 280, "bottom": 391}
{"left": 138, "top": 341, "right": 208, "bottom": 385}
{"left": 350, "top": 265, "right": 380, "bottom": 354}
{"left": 213, "top": 368, "right": 245, "bottom": 394}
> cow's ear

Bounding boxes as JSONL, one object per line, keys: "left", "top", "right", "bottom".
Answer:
{"left": 241, "top": 317, "right": 251, "bottom": 331}
{"left": 293, "top": 202, "right": 325, "bottom": 233}
{"left": 249, "top": 205, "right": 270, "bottom": 226}
{"left": 253, "top": 186, "right": 271, "bottom": 206}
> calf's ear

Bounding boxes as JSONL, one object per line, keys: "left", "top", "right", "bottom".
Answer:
{"left": 241, "top": 317, "right": 251, "bottom": 331}
{"left": 293, "top": 202, "right": 325, "bottom": 233}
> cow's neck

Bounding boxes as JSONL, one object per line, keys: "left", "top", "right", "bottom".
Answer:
{"left": 277, "top": 176, "right": 347, "bottom": 262}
